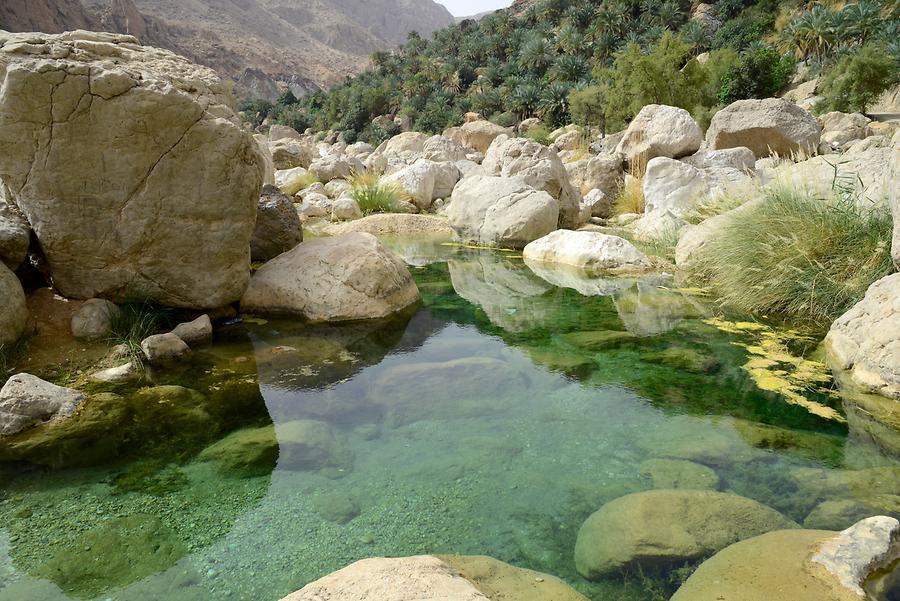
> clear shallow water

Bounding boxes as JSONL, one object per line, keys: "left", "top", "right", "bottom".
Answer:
{"left": 0, "top": 241, "right": 897, "bottom": 601}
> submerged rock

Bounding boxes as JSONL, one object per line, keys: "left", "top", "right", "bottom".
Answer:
{"left": 0, "top": 261, "right": 28, "bottom": 346}
{"left": 197, "top": 425, "right": 279, "bottom": 477}
{"left": 575, "top": 489, "right": 796, "bottom": 579}
{"left": 638, "top": 458, "right": 720, "bottom": 490}
{"left": 705, "top": 98, "right": 821, "bottom": 158}
{"left": 523, "top": 230, "right": 651, "bottom": 273}
{"left": 70, "top": 298, "right": 121, "bottom": 341}
{"left": 0, "top": 374, "right": 85, "bottom": 436}
{"left": 671, "top": 517, "right": 900, "bottom": 601}
{"left": 240, "top": 233, "right": 420, "bottom": 322}
{"left": 0, "top": 31, "right": 265, "bottom": 308}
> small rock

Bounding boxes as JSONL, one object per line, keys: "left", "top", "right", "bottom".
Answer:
{"left": 140, "top": 333, "right": 191, "bottom": 364}
{"left": 171, "top": 315, "right": 213, "bottom": 346}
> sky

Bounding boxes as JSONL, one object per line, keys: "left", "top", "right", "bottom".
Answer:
{"left": 436, "top": 0, "right": 514, "bottom": 17}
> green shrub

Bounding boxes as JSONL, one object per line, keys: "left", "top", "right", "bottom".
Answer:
{"left": 522, "top": 125, "right": 552, "bottom": 146}
{"left": 717, "top": 47, "right": 795, "bottom": 104}
{"left": 690, "top": 185, "right": 894, "bottom": 325}
{"left": 816, "top": 45, "right": 900, "bottom": 113}
{"left": 349, "top": 173, "right": 406, "bottom": 215}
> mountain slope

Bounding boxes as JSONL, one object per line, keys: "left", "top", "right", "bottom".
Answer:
{"left": 0, "top": 0, "right": 98, "bottom": 33}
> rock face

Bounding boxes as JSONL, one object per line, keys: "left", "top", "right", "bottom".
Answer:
{"left": 826, "top": 273, "right": 900, "bottom": 398}
{"left": 615, "top": 104, "right": 703, "bottom": 164}
{"left": 241, "top": 233, "right": 420, "bottom": 322}
{"left": 523, "top": 231, "right": 651, "bottom": 273}
{"left": 70, "top": 299, "right": 121, "bottom": 340}
{"left": 0, "top": 262, "right": 28, "bottom": 346}
{"left": 672, "top": 517, "right": 900, "bottom": 601}
{"left": 251, "top": 185, "right": 303, "bottom": 263}
{"left": 280, "top": 555, "right": 588, "bottom": 601}
{"left": 706, "top": 98, "right": 821, "bottom": 158}
{"left": 0, "top": 31, "right": 265, "bottom": 309}
{"left": 0, "top": 373, "right": 85, "bottom": 436}
{"left": 574, "top": 489, "right": 796, "bottom": 579}
{"left": 482, "top": 137, "right": 583, "bottom": 229}
{"left": 447, "top": 176, "right": 559, "bottom": 250}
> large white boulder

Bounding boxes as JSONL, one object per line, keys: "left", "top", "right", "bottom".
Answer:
{"left": 423, "top": 135, "right": 468, "bottom": 162}
{"left": 0, "top": 262, "right": 27, "bottom": 346}
{"left": 447, "top": 176, "right": 559, "bottom": 249}
{"left": 384, "top": 131, "right": 429, "bottom": 156}
{"left": 240, "top": 233, "right": 420, "bottom": 322}
{"left": 615, "top": 104, "right": 703, "bottom": 164}
{"left": 682, "top": 147, "right": 757, "bottom": 195}
{"left": 0, "top": 373, "right": 85, "bottom": 436}
{"left": 634, "top": 157, "right": 711, "bottom": 238}
{"left": 382, "top": 161, "right": 435, "bottom": 210}
{"left": 826, "top": 273, "right": 900, "bottom": 398}
{"left": 269, "top": 139, "right": 312, "bottom": 170}
{"left": 456, "top": 120, "right": 513, "bottom": 154}
{"left": 706, "top": 98, "right": 821, "bottom": 158}
{"left": 482, "top": 137, "right": 584, "bottom": 229}
{"left": 523, "top": 230, "right": 651, "bottom": 273}
{"left": 0, "top": 31, "right": 265, "bottom": 309}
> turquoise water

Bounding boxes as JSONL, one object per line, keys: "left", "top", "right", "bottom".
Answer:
{"left": 0, "top": 240, "right": 897, "bottom": 601}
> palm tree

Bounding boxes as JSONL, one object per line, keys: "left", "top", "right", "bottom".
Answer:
{"left": 552, "top": 54, "right": 589, "bottom": 82}
{"left": 518, "top": 36, "right": 556, "bottom": 72}
{"left": 539, "top": 82, "right": 572, "bottom": 126}
{"left": 841, "top": 1, "right": 881, "bottom": 46}
{"left": 511, "top": 83, "right": 543, "bottom": 119}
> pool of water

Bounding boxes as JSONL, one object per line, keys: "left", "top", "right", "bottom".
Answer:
{"left": 0, "top": 239, "right": 897, "bottom": 601}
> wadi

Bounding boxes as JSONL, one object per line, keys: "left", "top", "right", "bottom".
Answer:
{"left": 0, "top": 1, "right": 898, "bottom": 600}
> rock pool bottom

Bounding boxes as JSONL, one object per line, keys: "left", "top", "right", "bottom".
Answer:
{"left": 0, "top": 247, "right": 898, "bottom": 601}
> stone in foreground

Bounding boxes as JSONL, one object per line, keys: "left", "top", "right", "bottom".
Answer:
{"left": 280, "top": 555, "right": 588, "bottom": 601}
{"left": 671, "top": 517, "right": 900, "bottom": 601}
{"left": 523, "top": 230, "right": 651, "bottom": 273}
{"left": 706, "top": 98, "right": 821, "bottom": 158}
{"left": 0, "top": 374, "right": 85, "bottom": 436}
{"left": 574, "top": 489, "right": 796, "bottom": 579}
{"left": 826, "top": 273, "right": 900, "bottom": 398}
{"left": 240, "top": 233, "right": 420, "bottom": 322}
{"left": 0, "top": 31, "right": 265, "bottom": 308}
{"left": 448, "top": 175, "right": 558, "bottom": 250}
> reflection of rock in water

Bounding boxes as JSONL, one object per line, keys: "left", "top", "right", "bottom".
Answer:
{"left": 524, "top": 259, "right": 647, "bottom": 296}
{"left": 448, "top": 254, "right": 553, "bottom": 332}
{"left": 613, "top": 281, "right": 705, "bottom": 337}
{"left": 842, "top": 390, "right": 900, "bottom": 459}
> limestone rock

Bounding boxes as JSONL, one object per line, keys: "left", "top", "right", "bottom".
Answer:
{"left": 423, "top": 135, "right": 468, "bottom": 162}
{"left": 811, "top": 516, "right": 900, "bottom": 596}
{"left": 523, "top": 230, "right": 650, "bottom": 274}
{"left": 826, "top": 273, "right": 900, "bottom": 398}
{"left": 583, "top": 189, "right": 613, "bottom": 219}
{"left": 269, "top": 139, "right": 312, "bottom": 170}
{"left": 458, "top": 120, "right": 513, "bottom": 154}
{"left": 384, "top": 131, "right": 429, "bottom": 156}
{"left": 251, "top": 185, "right": 303, "bottom": 262}
{"left": 891, "top": 131, "right": 900, "bottom": 267}
{"left": 615, "top": 104, "right": 703, "bottom": 164}
{"left": 565, "top": 155, "right": 624, "bottom": 199}
{"left": 638, "top": 458, "right": 720, "bottom": 490}
{"left": 819, "top": 111, "right": 873, "bottom": 148}
{"left": 0, "top": 188, "right": 30, "bottom": 270}
{"left": 171, "top": 315, "right": 212, "bottom": 346}
{"left": 706, "top": 98, "right": 821, "bottom": 158}
{"left": 240, "top": 233, "right": 420, "bottom": 322}
{"left": 428, "top": 160, "right": 461, "bottom": 200}
{"left": 345, "top": 141, "right": 374, "bottom": 158}
{"left": 482, "top": 137, "right": 583, "bottom": 229}
{"left": 447, "top": 175, "right": 558, "bottom": 250}
{"left": 90, "top": 362, "right": 139, "bottom": 384}
{"left": 675, "top": 199, "right": 759, "bottom": 267}
{"left": 268, "top": 125, "right": 302, "bottom": 142}
{"left": 0, "top": 373, "right": 85, "bottom": 436}
{"left": 574, "top": 489, "right": 796, "bottom": 579}
{"left": 382, "top": 161, "right": 436, "bottom": 210}
{"left": 140, "top": 333, "right": 191, "bottom": 364}
{"left": 0, "top": 262, "right": 28, "bottom": 346}
{"left": 324, "top": 213, "right": 452, "bottom": 237}
{"left": 0, "top": 31, "right": 265, "bottom": 309}
{"left": 330, "top": 197, "right": 363, "bottom": 221}
{"left": 324, "top": 179, "right": 351, "bottom": 198}
{"left": 634, "top": 157, "right": 710, "bottom": 238}
{"left": 309, "top": 154, "right": 364, "bottom": 182}
{"left": 70, "top": 298, "right": 121, "bottom": 340}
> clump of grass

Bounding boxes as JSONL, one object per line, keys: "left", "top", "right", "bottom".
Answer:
{"left": 279, "top": 171, "right": 321, "bottom": 196}
{"left": 613, "top": 155, "right": 647, "bottom": 215}
{"left": 348, "top": 172, "right": 407, "bottom": 215}
{"left": 690, "top": 184, "right": 894, "bottom": 325}
{"left": 107, "top": 302, "right": 176, "bottom": 367}
{"left": 683, "top": 191, "right": 750, "bottom": 225}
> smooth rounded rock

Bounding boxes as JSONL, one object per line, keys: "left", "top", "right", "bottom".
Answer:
{"left": 70, "top": 298, "right": 121, "bottom": 341}
{"left": 0, "top": 262, "right": 28, "bottom": 346}
{"left": 523, "top": 230, "right": 651, "bottom": 273}
{"left": 706, "top": 98, "right": 821, "bottom": 158}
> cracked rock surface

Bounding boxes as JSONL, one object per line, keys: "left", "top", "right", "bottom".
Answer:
{"left": 0, "top": 31, "right": 265, "bottom": 308}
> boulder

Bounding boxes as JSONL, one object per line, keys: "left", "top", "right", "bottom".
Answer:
{"left": 706, "top": 98, "right": 821, "bottom": 158}
{"left": 268, "top": 124, "right": 302, "bottom": 142}
{"left": 240, "top": 233, "right": 420, "bottom": 322}
{"left": 0, "top": 373, "right": 85, "bottom": 436}
{"left": 384, "top": 132, "right": 429, "bottom": 156}
{"left": 523, "top": 231, "right": 650, "bottom": 273}
{"left": 70, "top": 299, "right": 121, "bottom": 340}
{"left": 0, "top": 262, "right": 28, "bottom": 346}
{"left": 638, "top": 458, "right": 720, "bottom": 490}
{"left": 90, "top": 362, "right": 139, "bottom": 384}
{"left": 574, "top": 489, "right": 796, "bottom": 579}
{"left": 457, "top": 120, "right": 513, "bottom": 154}
{"left": 171, "top": 315, "right": 212, "bottom": 346}
{"left": 280, "top": 555, "right": 588, "bottom": 601}
{"left": 324, "top": 179, "right": 351, "bottom": 198}
{"left": 447, "top": 175, "right": 559, "bottom": 249}
{"left": 251, "top": 185, "right": 303, "bottom": 263}
{"left": 269, "top": 139, "right": 312, "bottom": 170}
{"left": 253, "top": 135, "right": 275, "bottom": 185}
{"left": 682, "top": 146, "right": 756, "bottom": 194}
{"left": 482, "top": 137, "right": 583, "bottom": 229}
{"left": 819, "top": 111, "right": 872, "bottom": 148}
{"left": 551, "top": 129, "right": 584, "bottom": 153}
{"left": 675, "top": 199, "right": 759, "bottom": 267}
{"left": 826, "top": 272, "right": 900, "bottom": 398}
{"left": 518, "top": 118, "right": 543, "bottom": 134}
{"left": 0, "top": 189, "right": 30, "bottom": 270}
{"left": 565, "top": 155, "right": 624, "bottom": 198}
{"left": 382, "top": 161, "right": 436, "bottom": 210}
{"left": 423, "top": 135, "right": 468, "bottom": 162}
{"left": 274, "top": 167, "right": 309, "bottom": 195}
{"left": 308, "top": 154, "right": 364, "bottom": 182}
{"left": 634, "top": 157, "right": 711, "bottom": 238}
{"left": 140, "top": 333, "right": 191, "bottom": 364}
{"left": 671, "top": 517, "right": 900, "bottom": 601}
{"left": 330, "top": 197, "right": 363, "bottom": 221}
{"left": 615, "top": 104, "right": 703, "bottom": 164}
{"left": 428, "top": 160, "right": 461, "bottom": 200}
{"left": 0, "top": 31, "right": 265, "bottom": 309}
{"left": 582, "top": 189, "right": 613, "bottom": 219}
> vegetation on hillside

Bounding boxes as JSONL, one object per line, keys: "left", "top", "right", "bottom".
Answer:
{"left": 240, "top": 0, "right": 899, "bottom": 144}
